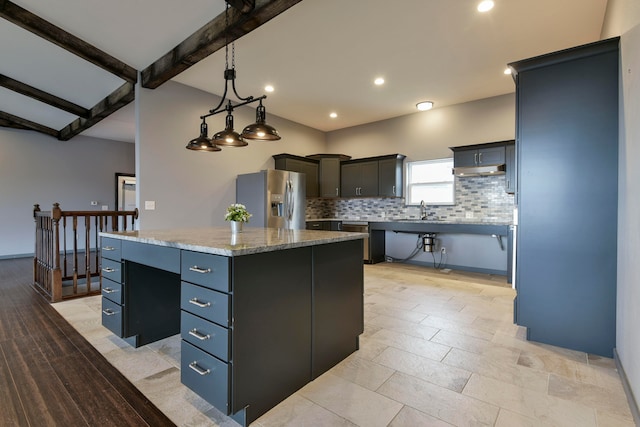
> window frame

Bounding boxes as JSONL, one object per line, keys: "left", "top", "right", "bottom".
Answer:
{"left": 405, "top": 157, "right": 455, "bottom": 206}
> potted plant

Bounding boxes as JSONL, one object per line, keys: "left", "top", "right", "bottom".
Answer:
{"left": 225, "top": 203, "right": 252, "bottom": 233}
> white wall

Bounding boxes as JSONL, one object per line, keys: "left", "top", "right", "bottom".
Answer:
{"left": 135, "top": 81, "right": 326, "bottom": 230}
{"left": 326, "top": 94, "right": 516, "bottom": 271}
{"left": 325, "top": 93, "right": 515, "bottom": 162}
{"left": 602, "top": 0, "right": 640, "bottom": 412}
{"left": 0, "top": 128, "right": 134, "bottom": 257}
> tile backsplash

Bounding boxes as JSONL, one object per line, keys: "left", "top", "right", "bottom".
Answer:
{"left": 306, "top": 175, "right": 515, "bottom": 223}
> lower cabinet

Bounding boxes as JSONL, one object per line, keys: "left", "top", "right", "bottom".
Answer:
{"left": 101, "top": 237, "right": 362, "bottom": 427}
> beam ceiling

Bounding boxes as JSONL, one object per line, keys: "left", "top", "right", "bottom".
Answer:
{"left": 0, "top": 0, "right": 302, "bottom": 140}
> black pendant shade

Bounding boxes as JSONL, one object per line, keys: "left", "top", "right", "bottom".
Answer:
{"left": 186, "top": 120, "right": 221, "bottom": 152}
{"left": 212, "top": 110, "right": 247, "bottom": 147}
{"left": 241, "top": 102, "right": 281, "bottom": 141}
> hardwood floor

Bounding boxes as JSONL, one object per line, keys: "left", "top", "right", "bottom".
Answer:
{"left": 0, "top": 257, "right": 175, "bottom": 426}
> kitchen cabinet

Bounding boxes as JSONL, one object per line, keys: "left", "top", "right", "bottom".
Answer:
{"left": 307, "top": 154, "right": 352, "bottom": 198}
{"left": 341, "top": 160, "right": 378, "bottom": 197}
{"left": 505, "top": 142, "right": 516, "bottom": 194}
{"left": 452, "top": 143, "right": 506, "bottom": 167}
{"left": 511, "top": 37, "right": 619, "bottom": 357}
{"left": 378, "top": 154, "right": 406, "bottom": 197}
{"left": 341, "top": 154, "right": 405, "bottom": 197}
{"left": 100, "top": 230, "right": 364, "bottom": 426}
{"left": 273, "top": 154, "right": 319, "bottom": 197}
{"left": 307, "top": 220, "right": 342, "bottom": 231}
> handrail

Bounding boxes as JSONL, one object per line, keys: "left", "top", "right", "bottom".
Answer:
{"left": 33, "top": 203, "right": 138, "bottom": 302}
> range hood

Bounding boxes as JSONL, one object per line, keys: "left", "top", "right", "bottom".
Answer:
{"left": 453, "top": 164, "right": 506, "bottom": 177}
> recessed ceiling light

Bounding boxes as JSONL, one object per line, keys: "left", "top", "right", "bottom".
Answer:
{"left": 264, "top": 85, "right": 274, "bottom": 93}
{"left": 329, "top": 112, "right": 338, "bottom": 118}
{"left": 374, "top": 77, "right": 385, "bottom": 86}
{"left": 477, "top": 1, "right": 494, "bottom": 12}
{"left": 416, "top": 101, "right": 434, "bottom": 111}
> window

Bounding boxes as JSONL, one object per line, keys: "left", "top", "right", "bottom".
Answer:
{"left": 406, "top": 158, "right": 455, "bottom": 205}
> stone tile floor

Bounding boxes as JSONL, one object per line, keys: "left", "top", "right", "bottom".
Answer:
{"left": 53, "top": 263, "right": 635, "bottom": 426}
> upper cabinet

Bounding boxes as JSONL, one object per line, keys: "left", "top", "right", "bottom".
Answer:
{"left": 341, "top": 160, "right": 379, "bottom": 197}
{"left": 378, "top": 155, "right": 406, "bottom": 197}
{"left": 341, "top": 154, "right": 405, "bottom": 198}
{"left": 273, "top": 154, "right": 319, "bottom": 197}
{"left": 505, "top": 143, "right": 516, "bottom": 194}
{"left": 451, "top": 143, "right": 506, "bottom": 167}
{"left": 307, "top": 154, "right": 352, "bottom": 198}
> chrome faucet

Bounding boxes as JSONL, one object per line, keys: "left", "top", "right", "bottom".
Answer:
{"left": 420, "top": 200, "right": 427, "bottom": 220}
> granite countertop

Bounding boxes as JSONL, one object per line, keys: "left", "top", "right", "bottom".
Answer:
{"left": 100, "top": 227, "right": 368, "bottom": 256}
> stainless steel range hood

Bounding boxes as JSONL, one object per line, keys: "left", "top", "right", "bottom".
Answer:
{"left": 453, "top": 164, "right": 506, "bottom": 177}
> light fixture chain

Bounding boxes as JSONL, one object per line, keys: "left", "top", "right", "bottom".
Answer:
{"left": 232, "top": 42, "right": 235, "bottom": 70}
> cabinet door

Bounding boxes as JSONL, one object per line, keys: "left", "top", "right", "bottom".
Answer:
{"left": 319, "top": 158, "right": 341, "bottom": 197}
{"left": 287, "top": 159, "right": 319, "bottom": 198}
{"left": 378, "top": 158, "right": 402, "bottom": 197}
{"left": 340, "top": 163, "right": 360, "bottom": 197}
{"left": 477, "top": 146, "right": 505, "bottom": 165}
{"left": 359, "top": 161, "right": 379, "bottom": 196}
{"left": 453, "top": 149, "right": 478, "bottom": 167}
{"left": 505, "top": 144, "right": 515, "bottom": 194}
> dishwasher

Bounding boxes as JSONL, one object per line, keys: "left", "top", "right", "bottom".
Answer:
{"left": 341, "top": 221, "right": 369, "bottom": 262}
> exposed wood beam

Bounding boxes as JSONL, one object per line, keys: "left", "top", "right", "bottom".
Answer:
{"left": 141, "top": 0, "right": 302, "bottom": 89}
{"left": 58, "top": 82, "right": 135, "bottom": 141}
{"left": 227, "top": 0, "right": 255, "bottom": 13}
{"left": 0, "top": 111, "right": 58, "bottom": 137}
{"left": 0, "top": 73, "right": 90, "bottom": 118}
{"left": 0, "top": 0, "right": 137, "bottom": 83}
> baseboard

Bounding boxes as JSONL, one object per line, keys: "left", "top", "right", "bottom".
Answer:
{"left": 0, "top": 253, "right": 33, "bottom": 260}
{"left": 614, "top": 348, "right": 640, "bottom": 425}
{"left": 398, "top": 259, "right": 507, "bottom": 276}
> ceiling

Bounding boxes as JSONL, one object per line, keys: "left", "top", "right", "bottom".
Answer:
{"left": 0, "top": 0, "right": 609, "bottom": 143}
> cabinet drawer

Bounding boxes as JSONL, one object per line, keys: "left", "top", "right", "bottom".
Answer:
{"left": 101, "top": 258, "right": 122, "bottom": 284}
{"left": 181, "top": 311, "right": 230, "bottom": 362}
{"left": 181, "top": 282, "right": 230, "bottom": 327}
{"left": 101, "top": 278, "right": 123, "bottom": 305}
{"left": 101, "top": 237, "right": 122, "bottom": 261}
{"left": 102, "top": 297, "right": 123, "bottom": 337}
{"left": 122, "top": 241, "right": 180, "bottom": 273}
{"left": 181, "top": 340, "right": 230, "bottom": 414}
{"left": 181, "top": 251, "right": 230, "bottom": 292}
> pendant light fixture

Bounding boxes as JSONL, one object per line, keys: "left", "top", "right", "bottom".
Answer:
{"left": 186, "top": 1, "right": 280, "bottom": 152}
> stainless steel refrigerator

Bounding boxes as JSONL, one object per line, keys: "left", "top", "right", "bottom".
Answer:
{"left": 236, "top": 169, "right": 306, "bottom": 230}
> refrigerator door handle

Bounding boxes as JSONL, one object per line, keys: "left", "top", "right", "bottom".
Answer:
{"left": 286, "top": 180, "right": 294, "bottom": 221}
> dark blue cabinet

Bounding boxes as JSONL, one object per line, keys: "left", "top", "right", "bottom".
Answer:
{"left": 511, "top": 38, "right": 619, "bottom": 357}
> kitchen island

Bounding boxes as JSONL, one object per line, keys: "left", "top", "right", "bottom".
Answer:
{"left": 99, "top": 227, "right": 366, "bottom": 426}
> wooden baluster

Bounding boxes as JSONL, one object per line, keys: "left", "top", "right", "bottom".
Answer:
{"left": 51, "top": 203, "right": 62, "bottom": 302}
{"left": 72, "top": 213, "right": 78, "bottom": 295}
{"left": 85, "top": 214, "right": 91, "bottom": 293}
{"left": 62, "top": 216, "right": 68, "bottom": 279}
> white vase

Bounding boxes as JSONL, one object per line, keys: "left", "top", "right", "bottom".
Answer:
{"left": 230, "top": 221, "right": 243, "bottom": 233}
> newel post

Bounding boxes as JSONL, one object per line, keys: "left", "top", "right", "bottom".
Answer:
{"left": 33, "top": 204, "right": 40, "bottom": 285}
{"left": 51, "top": 203, "right": 63, "bottom": 302}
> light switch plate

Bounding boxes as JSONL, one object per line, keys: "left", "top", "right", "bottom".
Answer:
{"left": 145, "top": 200, "right": 156, "bottom": 210}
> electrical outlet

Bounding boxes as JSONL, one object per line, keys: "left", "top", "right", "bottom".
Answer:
{"left": 441, "top": 247, "right": 446, "bottom": 254}
{"left": 465, "top": 211, "right": 474, "bottom": 219}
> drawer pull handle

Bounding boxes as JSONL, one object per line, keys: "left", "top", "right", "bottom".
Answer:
{"left": 189, "top": 298, "right": 211, "bottom": 308}
{"left": 188, "top": 361, "right": 211, "bottom": 376}
{"left": 188, "top": 328, "right": 211, "bottom": 341}
{"left": 102, "top": 308, "right": 117, "bottom": 316}
{"left": 102, "top": 246, "right": 116, "bottom": 251}
{"left": 102, "top": 267, "right": 116, "bottom": 273}
{"left": 189, "top": 266, "right": 211, "bottom": 274}
{"left": 103, "top": 287, "right": 117, "bottom": 294}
